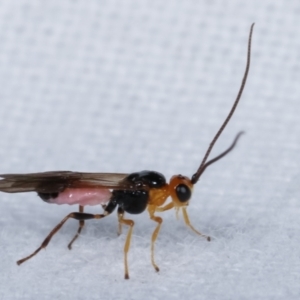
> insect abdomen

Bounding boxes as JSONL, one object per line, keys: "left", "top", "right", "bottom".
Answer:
{"left": 38, "top": 192, "right": 59, "bottom": 201}
{"left": 37, "top": 188, "right": 112, "bottom": 206}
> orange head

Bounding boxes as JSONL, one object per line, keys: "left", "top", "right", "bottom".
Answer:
{"left": 169, "top": 174, "right": 193, "bottom": 207}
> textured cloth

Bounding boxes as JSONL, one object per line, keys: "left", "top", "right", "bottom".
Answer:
{"left": 0, "top": 1, "right": 299, "bottom": 299}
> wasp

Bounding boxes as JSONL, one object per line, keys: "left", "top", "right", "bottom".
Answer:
{"left": 0, "top": 24, "right": 254, "bottom": 279}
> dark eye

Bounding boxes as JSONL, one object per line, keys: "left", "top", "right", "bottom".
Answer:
{"left": 175, "top": 184, "right": 191, "bottom": 202}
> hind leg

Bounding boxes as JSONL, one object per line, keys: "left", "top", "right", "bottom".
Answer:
{"left": 17, "top": 201, "right": 117, "bottom": 265}
{"left": 68, "top": 205, "right": 85, "bottom": 249}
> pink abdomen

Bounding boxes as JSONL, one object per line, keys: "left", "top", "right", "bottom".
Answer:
{"left": 47, "top": 188, "right": 112, "bottom": 206}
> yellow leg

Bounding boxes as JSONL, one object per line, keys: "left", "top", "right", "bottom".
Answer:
{"left": 118, "top": 212, "right": 124, "bottom": 236}
{"left": 182, "top": 207, "right": 210, "bottom": 241}
{"left": 148, "top": 203, "right": 173, "bottom": 272}
{"left": 149, "top": 214, "right": 162, "bottom": 272}
{"left": 118, "top": 210, "right": 134, "bottom": 279}
{"left": 156, "top": 202, "right": 174, "bottom": 212}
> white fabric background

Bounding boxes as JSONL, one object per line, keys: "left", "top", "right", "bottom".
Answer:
{"left": 0, "top": 1, "right": 299, "bottom": 299}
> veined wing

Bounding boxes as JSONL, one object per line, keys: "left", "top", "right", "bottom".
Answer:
{"left": 0, "top": 171, "right": 137, "bottom": 193}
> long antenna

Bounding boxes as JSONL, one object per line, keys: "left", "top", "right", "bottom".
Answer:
{"left": 191, "top": 23, "right": 254, "bottom": 184}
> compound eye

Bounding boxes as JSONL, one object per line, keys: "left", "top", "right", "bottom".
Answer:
{"left": 175, "top": 184, "right": 191, "bottom": 202}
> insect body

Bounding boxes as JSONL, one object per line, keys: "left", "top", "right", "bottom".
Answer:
{"left": 0, "top": 24, "right": 254, "bottom": 279}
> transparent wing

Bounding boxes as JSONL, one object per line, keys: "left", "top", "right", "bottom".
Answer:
{"left": 0, "top": 171, "right": 136, "bottom": 193}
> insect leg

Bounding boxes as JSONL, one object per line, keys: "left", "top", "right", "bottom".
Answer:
{"left": 117, "top": 207, "right": 134, "bottom": 280}
{"left": 148, "top": 203, "right": 174, "bottom": 272}
{"left": 149, "top": 214, "right": 162, "bottom": 272}
{"left": 155, "top": 202, "right": 174, "bottom": 212}
{"left": 67, "top": 205, "right": 85, "bottom": 250}
{"left": 182, "top": 207, "right": 210, "bottom": 241}
{"left": 17, "top": 202, "right": 116, "bottom": 265}
{"left": 118, "top": 212, "right": 124, "bottom": 236}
